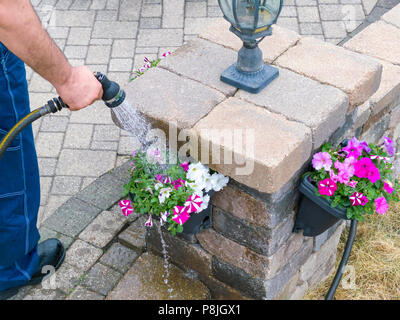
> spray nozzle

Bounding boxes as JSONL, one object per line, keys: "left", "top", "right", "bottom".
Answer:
{"left": 94, "top": 72, "right": 126, "bottom": 108}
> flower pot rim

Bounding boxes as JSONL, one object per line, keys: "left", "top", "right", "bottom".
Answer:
{"left": 300, "top": 174, "right": 351, "bottom": 221}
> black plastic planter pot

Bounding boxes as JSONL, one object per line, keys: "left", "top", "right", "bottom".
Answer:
{"left": 293, "top": 174, "right": 351, "bottom": 237}
{"left": 129, "top": 191, "right": 214, "bottom": 243}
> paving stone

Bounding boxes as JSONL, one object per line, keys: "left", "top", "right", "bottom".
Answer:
{"left": 118, "top": 215, "right": 147, "bottom": 252}
{"left": 56, "top": 149, "right": 116, "bottom": 177}
{"left": 66, "top": 286, "right": 105, "bottom": 300}
{"left": 37, "top": 157, "right": 57, "bottom": 177}
{"left": 123, "top": 67, "right": 226, "bottom": 132}
{"left": 82, "top": 263, "right": 122, "bottom": 296}
{"left": 276, "top": 37, "right": 382, "bottom": 107}
{"left": 51, "top": 176, "right": 82, "bottom": 195}
{"left": 40, "top": 115, "right": 69, "bottom": 132}
{"left": 86, "top": 45, "right": 112, "bottom": 64}
{"left": 69, "top": 100, "right": 114, "bottom": 124}
{"left": 162, "top": 0, "right": 185, "bottom": 28}
{"left": 160, "top": 38, "right": 237, "bottom": 96}
{"left": 109, "top": 58, "right": 133, "bottom": 72}
{"left": 111, "top": 40, "right": 136, "bottom": 58}
{"left": 42, "top": 197, "right": 102, "bottom": 238}
{"left": 93, "top": 124, "right": 120, "bottom": 141}
{"left": 199, "top": 19, "right": 300, "bottom": 63}
{"left": 236, "top": 67, "right": 349, "bottom": 148}
{"left": 119, "top": 0, "right": 141, "bottom": 21}
{"left": 38, "top": 226, "right": 74, "bottom": 249}
{"left": 107, "top": 253, "right": 210, "bottom": 300}
{"left": 79, "top": 210, "right": 127, "bottom": 248}
{"left": 368, "top": 60, "right": 400, "bottom": 115}
{"left": 193, "top": 97, "right": 312, "bottom": 194}
{"left": 67, "top": 27, "right": 92, "bottom": 45}
{"left": 76, "top": 173, "right": 125, "bottom": 210}
{"left": 65, "top": 239, "right": 103, "bottom": 272}
{"left": 23, "top": 288, "right": 66, "bottom": 300}
{"left": 137, "top": 28, "right": 184, "bottom": 47}
{"left": 381, "top": 3, "right": 400, "bottom": 28}
{"left": 64, "top": 123, "right": 93, "bottom": 149}
{"left": 92, "top": 21, "right": 138, "bottom": 38}
{"left": 344, "top": 21, "right": 400, "bottom": 66}
{"left": 50, "top": 10, "right": 96, "bottom": 27}
{"left": 35, "top": 132, "right": 64, "bottom": 158}
{"left": 100, "top": 242, "right": 139, "bottom": 273}
{"left": 43, "top": 262, "right": 83, "bottom": 294}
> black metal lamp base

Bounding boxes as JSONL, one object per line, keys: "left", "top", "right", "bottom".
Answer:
{"left": 220, "top": 63, "right": 279, "bottom": 94}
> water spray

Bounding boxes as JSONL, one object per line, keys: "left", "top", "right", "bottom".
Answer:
{"left": 0, "top": 72, "right": 125, "bottom": 161}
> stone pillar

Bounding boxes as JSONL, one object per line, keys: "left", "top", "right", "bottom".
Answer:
{"left": 114, "top": 5, "right": 400, "bottom": 299}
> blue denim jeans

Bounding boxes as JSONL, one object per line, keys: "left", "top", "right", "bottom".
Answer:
{"left": 0, "top": 43, "right": 40, "bottom": 291}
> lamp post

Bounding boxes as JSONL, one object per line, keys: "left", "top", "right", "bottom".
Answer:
{"left": 218, "top": 0, "right": 283, "bottom": 93}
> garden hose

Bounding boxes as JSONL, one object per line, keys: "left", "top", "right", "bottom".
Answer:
{"left": 325, "top": 219, "right": 358, "bottom": 300}
{"left": 0, "top": 72, "right": 125, "bottom": 161}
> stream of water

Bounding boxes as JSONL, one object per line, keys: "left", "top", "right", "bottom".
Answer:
{"left": 112, "top": 99, "right": 175, "bottom": 298}
{"left": 111, "top": 100, "right": 152, "bottom": 148}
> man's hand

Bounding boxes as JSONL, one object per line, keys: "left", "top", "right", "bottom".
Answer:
{"left": 0, "top": 0, "right": 103, "bottom": 111}
{"left": 55, "top": 66, "right": 103, "bottom": 111}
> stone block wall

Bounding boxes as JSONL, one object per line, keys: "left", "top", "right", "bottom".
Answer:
{"left": 115, "top": 4, "right": 400, "bottom": 299}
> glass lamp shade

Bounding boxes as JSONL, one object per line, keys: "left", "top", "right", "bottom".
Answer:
{"left": 218, "top": 0, "right": 282, "bottom": 37}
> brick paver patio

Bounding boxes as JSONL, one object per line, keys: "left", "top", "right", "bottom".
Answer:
{"left": 8, "top": 0, "right": 395, "bottom": 300}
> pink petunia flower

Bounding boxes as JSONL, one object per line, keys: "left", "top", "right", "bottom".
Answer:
{"left": 184, "top": 194, "right": 203, "bottom": 213}
{"left": 312, "top": 152, "right": 332, "bottom": 171}
{"left": 349, "top": 192, "right": 368, "bottom": 206}
{"left": 318, "top": 178, "right": 337, "bottom": 197}
{"left": 342, "top": 137, "right": 363, "bottom": 159}
{"left": 375, "top": 197, "right": 388, "bottom": 215}
{"left": 172, "top": 206, "right": 191, "bottom": 225}
{"left": 119, "top": 200, "right": 133, "bottom": 216}
{"left": 348, "top": 180, "right": 358, "bottom": 188}
{"left": 384, "top": 181, "right": 394, "bottom": 194}
{"left": 171, "top": 179, "right": 185, "bottom": 190}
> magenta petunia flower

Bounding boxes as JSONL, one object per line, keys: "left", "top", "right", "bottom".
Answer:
{"left": 312, "top": 152, "right": 332, "bottom": 171}
{"left": 156, "top": 174, "right": 164, "bottom": 183}
{"left": 375, "top": 197, "right": 388, "bottom": 215}
{"left": 342, "top": 137, "right": 364, "bottom": 159}
{"left": 349, "top": 192, "right": 368, "bottom": 206}
{"left": 384, "top": 181, "right": 394, "bottom": 194}
{"left": 172, "top": 206, "right": 191, "bottom": 225}
{"left": 171, "top": 179, "right": 185, "bottom": 190}
{"left": 354, "top": 158, "right": 374, "bottom": 179}
{"left": 119, "top": 200, "right": 133, "bottom": 216}
{"left": 180, "top": 162, "right": 189, "bottom": 172}
{"left": 184, "top": 194, "right": 203, "bottom": 213}
{"left": 367, "top": 166, "right": 381, "bottom": 184}
{"left": 318, "top": 178, "right": 337, "bottom": 197}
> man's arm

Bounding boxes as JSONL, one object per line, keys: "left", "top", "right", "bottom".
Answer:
{"left": 0, "top": 0, "right": 102, "bottom": 110}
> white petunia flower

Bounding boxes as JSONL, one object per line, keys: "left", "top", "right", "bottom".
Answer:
{"left": 197, "top": 194, "right": 210, "bottom": 213}
{"left": 186, "top": 180, "right": 206, "bottom": 194}
{"left": 154, "top": 182, "right": 163, "bottom": 191}
{"left": 210, "top": 173, "right": 229, "bottom": 192}
{"left": 187, "top": 162, "right": 208, "bottom": 182}
{"left": 158, "top": 187, "right": 172, "bottom": 204}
